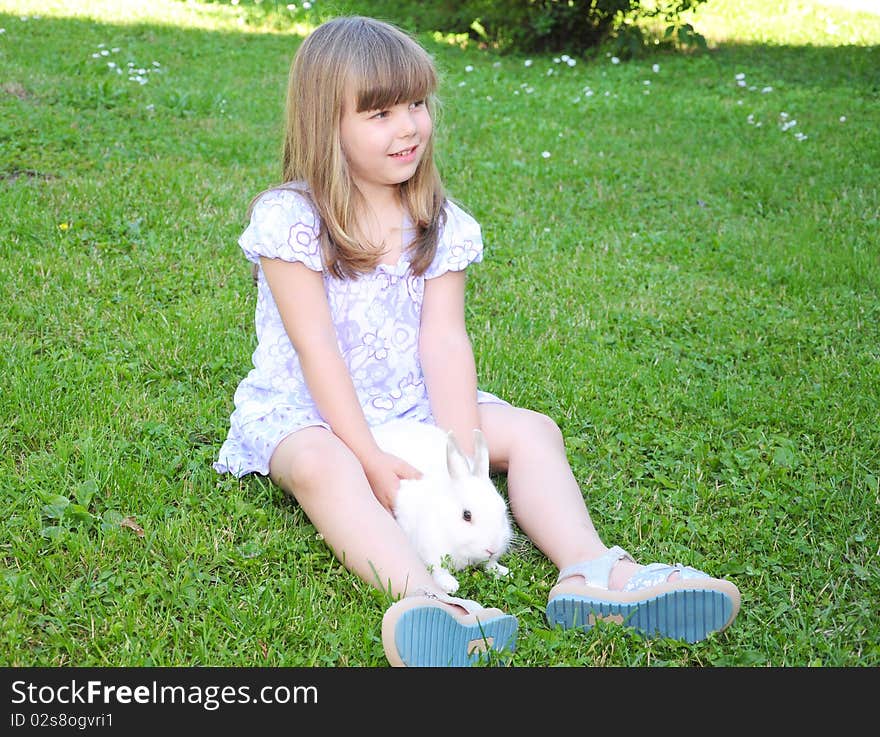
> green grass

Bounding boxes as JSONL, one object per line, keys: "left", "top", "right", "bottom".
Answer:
{"left": 1, "top": 0, "right": 878, "bottom": 667}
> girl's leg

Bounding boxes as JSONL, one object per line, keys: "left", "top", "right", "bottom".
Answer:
{"left": 478, "top": 403, "right": 639, "bottom": 588}
{"left": 268, "top": 426, "right": 443, "bottom": 598}
{"left": 270, "top": 426, "right": 519, "bottom": 665}
{"left": 479, "top": 403, "right": 740, "bottom": 641}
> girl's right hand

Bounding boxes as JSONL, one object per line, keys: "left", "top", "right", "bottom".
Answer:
{"left": 361, "top": 451, "right": 423, "bottom": 513}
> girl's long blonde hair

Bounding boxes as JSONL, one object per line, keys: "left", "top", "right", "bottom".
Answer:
{"left": 278, "top": 16, "right": 446, "bottom": 278}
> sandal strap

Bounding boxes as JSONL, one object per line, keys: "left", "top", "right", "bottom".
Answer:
{"left": 623, "top": 562, "right": 710, "bottom": 592}
{"left": 414, "top": 588, "right": 485, "bottom": 615}
{"left": 556, "top": 546, "right": 635, "bottom": 589}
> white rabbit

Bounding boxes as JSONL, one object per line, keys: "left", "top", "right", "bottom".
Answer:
{"left": 371, "top": 418, "right": 513, "bottom": 594}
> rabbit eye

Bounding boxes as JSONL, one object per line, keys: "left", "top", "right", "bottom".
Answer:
{"left": 462, "top": 509, "right": 472, "bottom": 522}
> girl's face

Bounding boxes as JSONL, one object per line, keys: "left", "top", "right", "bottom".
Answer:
{"left": 339, "top": 91, "right": 433, "bottom": 199}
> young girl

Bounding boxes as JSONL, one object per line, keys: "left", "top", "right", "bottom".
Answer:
{"left": 214, "top": 16, "right": 741, "bottom": 667}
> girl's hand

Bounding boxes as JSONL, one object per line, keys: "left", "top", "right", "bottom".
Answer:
{"left": 361, "top": 451, "right": 422, "bottom": 513}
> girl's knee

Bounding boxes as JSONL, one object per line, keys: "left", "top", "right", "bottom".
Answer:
{"left": 481, "top": 405, "right": 564, "bottom": 468}
{"left": 270, "top": 428, "right": 361, "bottom": 496}
{"left": 516, "top": 408, "right": 564, "bottom": 446}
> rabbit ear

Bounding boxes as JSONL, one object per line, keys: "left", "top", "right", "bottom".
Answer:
{"left": 472, "top": 429, "right": 489, "bottom": 478}
{"left": 446, "top": 432, "right": 472, "bottom": 480}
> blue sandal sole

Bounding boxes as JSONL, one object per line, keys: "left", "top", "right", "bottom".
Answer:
{"left": 546, "top": 589, "right": 737, "bottom": 643}
{"left": 393, "top": 607, "right": 518, "bottom": 667}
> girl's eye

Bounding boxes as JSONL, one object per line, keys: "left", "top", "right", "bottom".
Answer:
{"left": 370, "top": 110, "right": 389, "bottom": 119}
{"left": 409, "top": 100, "right": 425, "bottom": 110}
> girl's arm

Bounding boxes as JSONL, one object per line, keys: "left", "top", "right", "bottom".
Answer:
{"left": 419, "top": 270, "right": 481, "bottom": 456}
{"left": 260, "top": 257, "right": 420, "bottom": 509}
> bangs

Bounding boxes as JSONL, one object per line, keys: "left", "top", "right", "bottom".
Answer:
{"left": 350, "top": 28, "right": 437, "bottom": 112}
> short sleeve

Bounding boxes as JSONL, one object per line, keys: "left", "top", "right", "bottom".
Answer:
{"left": 424, "top": 201, "right": 484, "bottom": 279}
{"left": 238, "top": 188, "right": 323, "bottom": 272}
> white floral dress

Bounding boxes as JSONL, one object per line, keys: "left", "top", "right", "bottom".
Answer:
{"left": 214, "top": 187, "right": 505, "bottom": 477}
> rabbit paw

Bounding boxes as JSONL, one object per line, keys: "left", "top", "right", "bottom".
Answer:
{"left": 432, "top": 568, "right": 460, "bottom": 594}
{"left": 484, "top": 560, "right": 510, "bottom": 578}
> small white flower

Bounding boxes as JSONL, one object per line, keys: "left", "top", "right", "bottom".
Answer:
{"left": 561, "top": 54, "right": 570, "bottom": 61}
{"left": 735, "top": 72, "right": 746, "bottom": 80}
{"left": 553, "top": 57, "right": 561, "bottom": 64}
{"left": 546, "top": 68, "right": 554, "bottom": 76}
{"left": 0, "top": 28, "right": 6, "bottom": 34}
{"left": 643, "top": 89, "right": 650, "bottom": 95}
{"left": 839, "top": 115, "right": 847, "bottom": 123}
{"left": 779, "top": 111, "right": 789, "bottom": 120}
{"left": 458, "top": 81, "right": 466, "bottom": 87}
{"left": 541, "top": 151, "right": 551, "bottom": 158}
{"left": 762, "top": 86, "right": 773, "bottom": 93}
{"left": 794, "top": 132, "right": 808, "bottom": 141}
{"left": 611, "top": 56, "right": 620, "bottom": 64}
{"left": 525, "top": 86, "right": 534, "bottom": 94}
{"left": 302, "top": 1, "right": 312, "bottom": 8}
{"left": 513, "top": 90, "right": 520, "bottom": 95}
{"left": 747, "top": 113, "right": 755, "bottom": 124}
{"left": 493, "top": 61, "right": 501, "bottom": 68}
{"left": 100, "top": 49, "right": 110, "bottom": 56}
{"left": 465, "top": 65, "right": 473, "bottom": 72}
{"left": 146, "top": 103, "right": 155, "bottom": 111}
{"left": 643, "top": 80, "right": 651, "bottom": 85}
{"left": 652, "top": 63, "right": 660, "bottom": 73}
{"left": 737, "top": 80, "right": 746, "bottom": 87}
{"left": 585, "top": 90, "right": 594, "bottom": 97}
{"left": 111, "top": 47, "right": 120, "bottom": 53}
{"left": 524, "top": 59, "right": 533, "bottom": 67}
{"left": 567, "top": 59, "right": 576, "bottom": 67}
{"left": 737, "top": 99, "right": 744, "bottom": 105}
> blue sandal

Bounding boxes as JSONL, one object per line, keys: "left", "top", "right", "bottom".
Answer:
{"left": 382, "top": 591, "right": 518, "bottom": 667}
{"left": 545, "top": 546, "right": 740, "bottom": 643}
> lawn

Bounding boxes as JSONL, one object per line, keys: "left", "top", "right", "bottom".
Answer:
{"left": 1, "top": 0, "right": 878, "bottom": 667}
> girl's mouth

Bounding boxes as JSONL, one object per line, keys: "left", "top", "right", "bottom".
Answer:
{"left": 390, "top": 145, "right": 418, "bottom": 159}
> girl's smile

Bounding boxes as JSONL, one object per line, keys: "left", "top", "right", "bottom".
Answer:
{"left": 389, "top": 145, "right": 419, "bottom": 162}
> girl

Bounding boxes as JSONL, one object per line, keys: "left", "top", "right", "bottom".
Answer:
{"left": 214, "top": 16, "right": 741, "bottom": 667}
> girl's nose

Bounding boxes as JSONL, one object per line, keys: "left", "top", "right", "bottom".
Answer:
{"left": 398, "top": 111, "right": 418, "bottom": 137}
